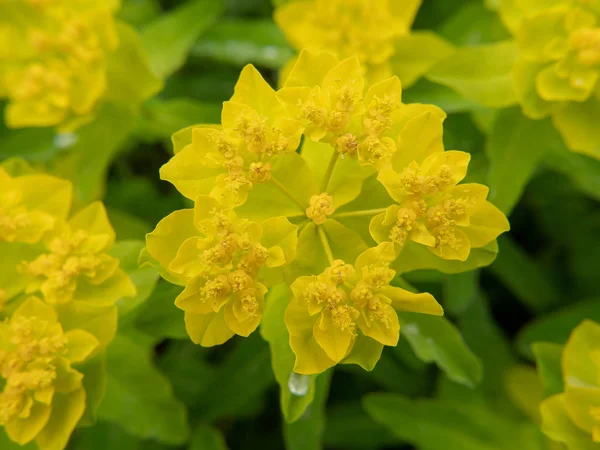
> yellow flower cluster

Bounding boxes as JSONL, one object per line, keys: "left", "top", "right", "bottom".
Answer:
{"left": 147, "top": 49, "right": 509, "bottom": 374}
{"left": 0, "top": 0, "right": 119, "bottom": 129}
{"left": 275, "top": 0, "right": 453, "bottom": 86}
{"left": 501, "top": 0, "right": 600, "bottom": 158}
{"left": 0, "top": 166, "right": 135, "bottom": 449}
{"left": 541, "top": 320, "right": 600, "bottom": 449}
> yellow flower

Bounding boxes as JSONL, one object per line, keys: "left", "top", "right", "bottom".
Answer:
{"left": 278, "top": 50, "right": 446, "bottom": 170}
{"left": 503, "top": 1, "right": 600, "bottom": 158}
{"left": 0, "top": 168, "right": 62, "bottom": 244}
{"left": 0, "top": 168, "right": 135, "bottom": 308}
{"left": 160, "top": 65, "right": 303, "bottom": 207}
{"left": 285, "top": 242, "right": 442, "bottom": 374}
{"left": 0, "top": 297, "right": 99, "bottom": 450}
{"left": 540, "top": 320, "right": 600, "bottom": 449}
{"left": 373, "top": 112, "right": 510, "bottom": 261}
{"left": 146, "top": 195, "right": 298, "bottom": 345}
{"left": 275, "top": 0, "right": 453, "bottom": 86}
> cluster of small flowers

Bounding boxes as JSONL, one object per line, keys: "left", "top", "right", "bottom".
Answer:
{"left": 0, "top": 0, "right": 120, "bottom": 129}
{"left": 0, "top": 166, "right": 134, "bottom": 449}
{"left": 146, "top": 49, "right": 510, "bottom": 375}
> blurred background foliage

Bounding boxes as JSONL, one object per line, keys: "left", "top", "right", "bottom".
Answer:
{"left": 1, "top": 0, "right": 599, "bottom": 449}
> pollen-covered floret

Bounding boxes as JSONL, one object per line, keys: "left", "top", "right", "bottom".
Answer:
{"left": 0, "top": 297, "right": 98, "bottom": 449}
{"left": 306, "top": 193, "right": 335, "bottom": 224}
{"left": 285, "top": 243, "right": 442, "bottom": 374}
{"left": 160, "top": 65, "right": 303, "bottom": 207}
{"left": 372, "top": 112, "right": 509, "bottom": 261}
{"left": 146, "top": 196, "right": 298, "bottom": 346}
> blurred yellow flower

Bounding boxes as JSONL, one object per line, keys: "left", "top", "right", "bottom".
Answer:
{"left": 0, "top": 297, "right": 99, "bottom": 450}
{"left": 275, "top": 0, "right": 453, "bottom": 86}
{"left": 501, "top": 1, "right": 600, "bottom": 159}
{"left": 541, "top": 320, "right": 600, "bottom": 449}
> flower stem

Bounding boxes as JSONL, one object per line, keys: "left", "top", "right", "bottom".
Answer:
{"left": 271, "top": 176, "right": 307, "bottom": 211}
{"left": 331, "top": 207, "right": 388, "bottom": 219}
{"left": 320, "top": 152, "right": 339, "bottom": 192}
{"left": 318, "top": 226, "right": 335, "bottom": 265}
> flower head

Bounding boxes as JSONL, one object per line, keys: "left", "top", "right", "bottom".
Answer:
{"left": 146, "top": 196, "right": 298, "bottom": 345}
{"left": 373, "top": 112, "right": 510, "bottom": 261}
{"left": 285, "top": 243, "right": 442, "bottom": 374}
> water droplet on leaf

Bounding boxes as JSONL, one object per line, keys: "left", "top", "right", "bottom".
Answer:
{"left": 288, "top": 372, "right": 310, "bottom": 396}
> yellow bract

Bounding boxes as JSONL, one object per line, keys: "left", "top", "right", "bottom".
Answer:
{"left": 0, "top": 0, "right": 118, "bottom": 129}
{"left": 285, "top": 243, "right": 442, "bottom": 374}
{"left": 540, "top": 320, "right": 600, "bottom": 449}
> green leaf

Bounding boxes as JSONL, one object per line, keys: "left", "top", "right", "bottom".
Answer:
{"left": 77, "top": 355, "right": 107, "bottom": 427}
{"left": 284, "top": 371, "right": 332, "bottom": 450}
{"left": 427, "top": 41, "right": 517, "bottom": 108}
{"left": 364, "top": 393, "right": 547, "bottom": 450}
{"left": 544, "top": 143, "right": 600, "bottom": 203}
{"left": 0, "top": 127, "right": 59, "bottom": 162}
{"left": 390, "top": 31, "right": 455, "bottom": 88}
{"left": 140, "top": 0, "right": 224, "bottom": 79}
{"left": 516, "top": 298, "right": 600, "bottom": 360}
{"left": 323, "top": 402, "right": 397, "bottom": 450}
{"left": 106, "top": 22, "right": 163, "bottom": 105}
{"left": 189, "top": 424, "right": 228, "bottom": 450}
{"left": 193, "top": 334, "right": 275, "bottom": 421}
{"left": 131, "top": 281, "right": 187, "bottom": 341}
{"left": 443, "top": 270, "right": 479, "bottom": 316}
{"left": 397, "top": 312, "right": 483, "bottom": 388}
{"left": 486, "top": 108, "right": 559, "bottom": 214}
{"left": 98, "top": 332, "right": 190, "bottom": 444}
{"left": 110, "top": 240, "right": 160, "bottom": 320}
{"left": 140, "top": 98, "right": 221, "bottom": 140}
{"left": 489, "top": 235, "right": 561, "bottom": 313}
{"left": 191, "top": 19, "right": 294, "bottom": 69}
{"left": 106, "top": 208, "right": 152, "bottom": 241}
{"left": 260, "top": 284, "right": 316, "bottom": 423}
{"left": 439, "top": 2, "right": 511, "bottom": 46}
{"left": 403, "top": 79, "right": 482, "bottom": 114}
{"left": 53, "top": 102, "right": 136, "bottom": 202}
{"left": 532, "top": 342, "right": 564, "bottom": 398}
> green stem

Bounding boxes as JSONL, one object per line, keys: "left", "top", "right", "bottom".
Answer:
{"left": 318, "top": 226, "right": 335, "bottom": 265}
{"left": 271, "top": 176, "right": 307, "bottom": 211}
{"left": 331, "top": 208, "right": 388, "bottom": 219}
{"left": 320, "top": 152, "right": 339, "bottom": 192}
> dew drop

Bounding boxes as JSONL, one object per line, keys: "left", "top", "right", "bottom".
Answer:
{"left": 340, "top": 154, "right": 345, "bottom": 159}
{"left": 54, "top": 133, "right": 78, "bottom": 149}
{"left": 288, "top": 372, "right": 310, "bottom": 396}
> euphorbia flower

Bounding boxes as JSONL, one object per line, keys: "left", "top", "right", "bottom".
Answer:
{"left": 285, "top": 242, "right": 442, "bottom": 374}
